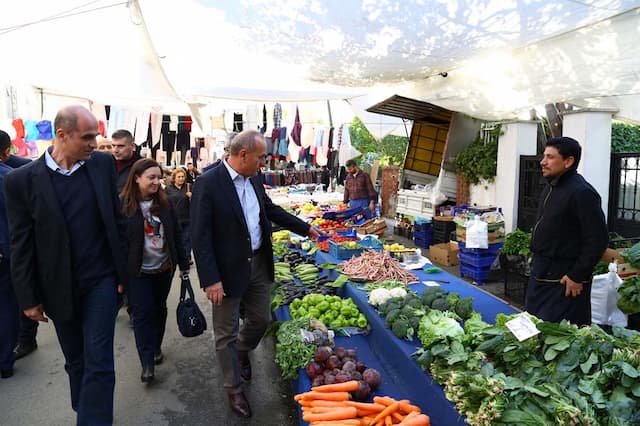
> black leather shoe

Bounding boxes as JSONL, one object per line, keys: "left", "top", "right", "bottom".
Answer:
{"left": 1, "top": 368, "right": 14, "bottom": 379}
{"left": 140, "top": 364, "right": 155, "bottom": 383}
{"left": 154, "top": 351, "right": 164, "bottom": 365}
{"left": 14, "top": 341, "right": 37, "bottom": 360}
{"left": 228, "top": 391, "right": 251, "bottom": 418}
{"left": 238, "top": 351, "right": 251, "bottom": 381}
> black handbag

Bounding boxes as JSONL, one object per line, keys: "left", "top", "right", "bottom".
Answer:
{"left": 176, "top": 275, "right": 207, "bottom": 337}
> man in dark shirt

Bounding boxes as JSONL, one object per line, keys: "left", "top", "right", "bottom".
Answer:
{"left": 3, "top": 106, "right": 128, "bottom": 424}
{"left": 526, "top": 137, "right": 608, "bottom": 326}
{"left": 112, "top": 129, "right": 141, "bottom": 193}
{"left": 343, "top": 159, "right": 377, "bottom": 218}
{"left": 185, "top": 162, "right": 200, "bottom": 185}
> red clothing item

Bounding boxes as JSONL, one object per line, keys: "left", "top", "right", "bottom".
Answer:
{"left": 12, "top": 119, "right": 25, "bottom": 139}
{"left": 343, "top": 170, "right": 376, "bottom": 203}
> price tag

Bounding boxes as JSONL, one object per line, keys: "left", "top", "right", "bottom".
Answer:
{"left": 506, "top": 313, "right": 540, "bottom": 341}
{"left": 422, "top": 281, "right": 441, "bottom": 287}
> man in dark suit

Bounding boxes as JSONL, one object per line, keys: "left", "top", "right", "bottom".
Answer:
{"left": 3, "top": 105, "right": 128, "bottom": 425}
{"left": 191, "top": 129, "right": 320, "bottom": 418}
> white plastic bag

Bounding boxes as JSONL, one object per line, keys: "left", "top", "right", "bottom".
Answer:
{"left": 465, "top": 215, "right": 488, "bottom": 249}
{"left": 591, "top": 262, "right": 627, "bottom": 327}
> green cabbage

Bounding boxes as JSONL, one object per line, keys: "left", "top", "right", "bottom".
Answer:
{"left": 417, "top": 310, "right": 465, "bottom": 348}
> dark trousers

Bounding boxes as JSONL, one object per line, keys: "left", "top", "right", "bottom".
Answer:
{"left": 18, "top": 311, "right": 39, "bottom": 344}
{"left": 180, "top": 223, "right": 191, "bottom": 258}
{"left": 53, "top": 275, "right": 118, "bottom": 426}
{"left": 0, "top": 262, "right": 19, "bottom": 370}
{"left": 212, "top": 249, "right": 271, "bottom": 393}
{"left": 128, "top": 270, "right": 173, "bottom": 366}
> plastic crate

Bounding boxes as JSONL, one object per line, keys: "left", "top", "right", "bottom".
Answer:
{"left": 503, "top": 271, "right": 528, "bottom": 306}
{"left": 458, "top": 241, "right": 504, "bottom": 255}
{"left": 432, "top": 228, "right": 452, "bottom": 244}
{"left": 414, "top": 221, "right": 432, "bottom": 233}
{"left": 458, "top": 252, "right": 497, "bottom": 268}
{"left": 317, "top": 229, "right": 357, "bottom": 242}
{"left": 322, "top": 207, "right": 366, "bottom": 221}
{"left": 459, "top": 262, "right": 491, "bottom": 285}
{"left": 414, "top": 235, "right": 432, "bottom": 248}
{"left": 328, "top": 236, "right": 382, "bottom": 259}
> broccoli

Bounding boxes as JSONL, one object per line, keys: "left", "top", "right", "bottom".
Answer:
{"left": 385, "top": 308, "right": 402, "bottom": 327}
{"left": 392, "top": 317, "right": 414, "bottom": 340}
{"left": 455, "top": 297, "right": 474, "bottom": 320}
{"left": 431, "top": 297, "right": 450, "bottom": 311}
{"left": 446, "top": 292, "right": 461, "bottom": 310}
{"left": 421, "top": 288, "right": 444, "bottom": 307}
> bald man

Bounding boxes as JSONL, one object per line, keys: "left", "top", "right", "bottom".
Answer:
{"left": 3, "top": 105, "right": 128, "bottom": 424}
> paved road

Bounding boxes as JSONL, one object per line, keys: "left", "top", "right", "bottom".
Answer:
{"left": 0, "top": 272, "right": 298, "bottom": 426}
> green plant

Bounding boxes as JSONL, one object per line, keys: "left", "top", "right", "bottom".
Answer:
{"left": 349, "top": 116, "right": 408, "bottom": 166}
{"left": 611, "top": 122, "right": 640, "bottom": 153}
{"left": 452, "top": 125, "right": 502, "bottom": 185}
{"left": 501, "top": 229, "right": 532, "bottom": 258}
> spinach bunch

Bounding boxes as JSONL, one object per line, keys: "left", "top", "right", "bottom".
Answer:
{"left": 501, "top": 229, "right": 532, "bottom": 258}
{"left": 617, "top": 276, "right": 640, "bottom": 315}
{"left": 274, "top": 318, "right": 316, "bottom": 379}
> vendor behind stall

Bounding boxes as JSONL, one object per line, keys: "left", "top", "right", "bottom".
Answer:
{"left": 343, "top": 159, "right": 377, "bottom": 218}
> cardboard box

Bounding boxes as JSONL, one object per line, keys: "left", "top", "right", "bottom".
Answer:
{"left": 429, "top": 241, "right": 459, "bottom": 266}
{"left": 617, "top": 263, "right": 640, "bottom": 278}
{"left": 354, "top": 218, "right": 387, "bottom": 236}
{"left": 601, "top": 248, "right": 624, "bottom": 263}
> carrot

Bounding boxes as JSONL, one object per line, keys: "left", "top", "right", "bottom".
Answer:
{"left": 310, "top": 400, "right": 349, "bottom": 407}
{"left": 392, "top": 412, "right": 405, "bottom": 422}
{"left": 301, "top": 391, "right": 350, "bottom": 401}
{"left": 360, "top": 416, "right": 376, "bottom": 426}
{"left": 303, "top": 406, "right": 358, "bottom": 422}
{"left": 345, "top": 401, "right": 386, "bottom": 412}
{"left": 385, "top": 415, "right": 393, "bottom": 426}
{"left": 357, "top": 409, "right": 382, "bottom": 417}
{"left": 369, "top": 402, "right": 399, "bottom": 426}
{"left": 309, "top": 421, "right": 360, "bottom": 426}
{"left": 373, "top": 396, "right": 396, "bottom": 406}
{"left": 398, "top": 413, "right": 430, "bottom": 425}
{"left": 398, "top": 401, "right": 421, "bottom": 414}
{"left": 310, "top": 406, "right": 339, "bottom": 413}
{"left": 399, "top": 411, "right": 419, "bottom": 423}
{"left": 311, "top": 380, "right": 359, "bottom": 393}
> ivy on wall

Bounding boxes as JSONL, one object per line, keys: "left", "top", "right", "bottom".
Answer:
{"left": 452, "top": 125, "right": 502, "bottom": 185}
{"left": 612, "top": 122, "right": 640, "bottom": 153}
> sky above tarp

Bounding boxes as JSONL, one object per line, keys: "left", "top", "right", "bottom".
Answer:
{"left": 1, "top": 0, "right": 639, "bottom": 123}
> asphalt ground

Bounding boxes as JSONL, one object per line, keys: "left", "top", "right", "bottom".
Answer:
{"left": 0, "top": 270, "right": 298, "bottom": 426}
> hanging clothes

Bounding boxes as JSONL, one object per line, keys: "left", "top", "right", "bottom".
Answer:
{"left": 24, "top": 120, "right": 38, "bottom": 141}
{"left": 278, "top": 127, "right": 288, "bottom": 157}
{"left": 301, "top": 125, "right": 314, "bottom": 148}
{"left": 246, "top": 104, "right": 258, "bottom": 131}
{"left": 36, "top": 120, "right": 53, "bottom": 140}
{"left": 150, "top": 113, "right": 163, "bottom": 146}
{"left": 176, "top": 116, "right": 191, "bottom": 165}
{"left": 271, "top": 128, "right": 281, "bottom": 156}
{"left": 233, "top": 113, "right": 243, "bottom": 132}
{"left": 12, "top": 119, "right": 25, "bottom": 139}
{"left": 291, "top": 106, "right": 302, "bottom": 146}
{"left": 98, "top": 121, "right": 106, "bottom": 137}
{"left": 273, "top": 103, "right": 282, "bottom": 129}
{"left": 260, "top": 104, "right": 267, "bottom": 134}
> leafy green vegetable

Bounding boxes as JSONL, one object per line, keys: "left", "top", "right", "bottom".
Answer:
{"left": 617, "top": 276, "right": 640, "bottom": 314}
{"left": 622, "top": 242, "right": 640, "bottom": 269}
{"left": 417, "top": 310, "right": 465, "bottom": 347}
{"left": 274, "top": 318, "right": 315, "bottom": 379}
{"left": 501, "top": 229, "right": 532, "bottom": 258}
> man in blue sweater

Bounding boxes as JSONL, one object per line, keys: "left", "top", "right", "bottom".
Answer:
{"left": 3, "top": 106, "right": 128, "bottom": 424}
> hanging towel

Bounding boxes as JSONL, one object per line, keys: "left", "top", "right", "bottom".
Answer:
{"left": 246, "top": 104, "right": 258, "bottom": 131}
{"left": 291, "top": 106, "right": 302, "bottom": 146}
{"left": 134, "top": 111, "right": 150, "bottom": 145}
{"left": 288, "top": 140, "right": 300, "bottom": 162}
{"left": 301, "top": 125, "right": 314, "bottom": 148}
{"left": 169, "top": 115, "right": 179, "bottom": 132}
{"left": 36, "top": 120, "right": 53, "bottom": 140}
{"left": 150, "top": 113, "right": 163, "bottom": 145}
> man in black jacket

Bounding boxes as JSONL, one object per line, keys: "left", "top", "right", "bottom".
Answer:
{"left": 526, "top": 137, "right": 608, "bottom": 326}
{"left": 112, "top": 128, "right": 141, "bottom": 193}
{"left": 3, "top": 105, "right": 128, "bottom": 424}
{"left": 191, "top": 130, "right": 320, "bottom": 418}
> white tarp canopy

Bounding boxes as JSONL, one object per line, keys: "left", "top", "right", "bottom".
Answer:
{"left": 1, "top": 0, "right": 640, "bottom": 124}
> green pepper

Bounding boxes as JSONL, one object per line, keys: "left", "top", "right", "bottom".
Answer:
{"left": 356, "top": 315, "right": 368, "bottom": 328}
{"left": 323, "top": 310, "right": 336, "bottom": 322}
{"left": 340, "top": 306, "right": 352, "bottom": 317}
{"left": 296, "top": 307, "right": 307, "bottom": 318}
{"left": 329, "top": 319, "right": 343, "bottom": 329}
{"left": 290, "top": 299, "right": 301, "bottom": 310}
{"left": 331, "top": 301, "right": 342, "bottom": 311}
{"left": 308, "top": 307, "right": 321, "bottom": 318}
{"left": 316, "top": 300, "right": 330, "bottom": 313}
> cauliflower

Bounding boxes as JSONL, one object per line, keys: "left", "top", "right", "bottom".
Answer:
{"left": 369, "top": 288, "right": 393, "bottom": 306}
{"left": 389, "top": 287, "right": 408, "bottom": 298}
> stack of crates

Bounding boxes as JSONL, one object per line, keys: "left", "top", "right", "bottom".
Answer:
{"left": 413, "top": 218, "right": 433, "bottom": 248}
{"left": 432, "top": 216, "right": 456, "bottom": 244}
{"left": 458, "top": 241, "right": 503, "bottom": 285}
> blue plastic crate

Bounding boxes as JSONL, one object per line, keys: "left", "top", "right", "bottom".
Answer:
{"left": 459, "top": 262, "right": 491, "bottom": 285}
{"left": 458, "top": 252, "right": 498, "bottom": 268}
{"left": 414, "top": 235, "right": 433, "bottom": 248}
{"left": 458, "top": 241, "right": 504, "bottom": 255}
{"left": 328, "top": 236, "right": 383, "bottom": 259}
{"left": 414, "top": 221, "right": 432, "bottom": 233}
{"left": 414, "top": 228, "right": 433, "bottom": 240}
{"left": 317, "top": 228, "right": 357, "bottom": 242}
{"left": 322, "top": 207, "right": 366, "bottom": 221}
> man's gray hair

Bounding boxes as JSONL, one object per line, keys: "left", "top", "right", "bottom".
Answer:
{"left": 228, "top": 129, "right": 263, "bottom": 156}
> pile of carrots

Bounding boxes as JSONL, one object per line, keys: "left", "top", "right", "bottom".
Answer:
{"left": 294, "top": 380, "right": 431, "bottom": 426}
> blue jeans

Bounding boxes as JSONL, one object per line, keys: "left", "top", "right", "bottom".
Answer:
{"left": 128, "top": 271, "right": 173, "bottom": 366}
{"left": 53, "top": 275, "right": 118, "bottom": 426}
{"left": 0, "top": 261, "right": 18, "bottom": 370}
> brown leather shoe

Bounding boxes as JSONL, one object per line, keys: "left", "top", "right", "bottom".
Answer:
{"left": 228, "top": 391, "right": 251, "bottom": 418}
{"left": 238, "top": 351, "right": 251, "bottom": 381}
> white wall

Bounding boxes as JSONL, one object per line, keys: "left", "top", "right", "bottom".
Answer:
{"left": 563, "top": 109, "right": 616, "bottom": 220}
{"left": 470, "top": 179, "right": 497, "bottom": 207}
{"left": 495, "top": 121, "right": 539, "bottom": 232}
